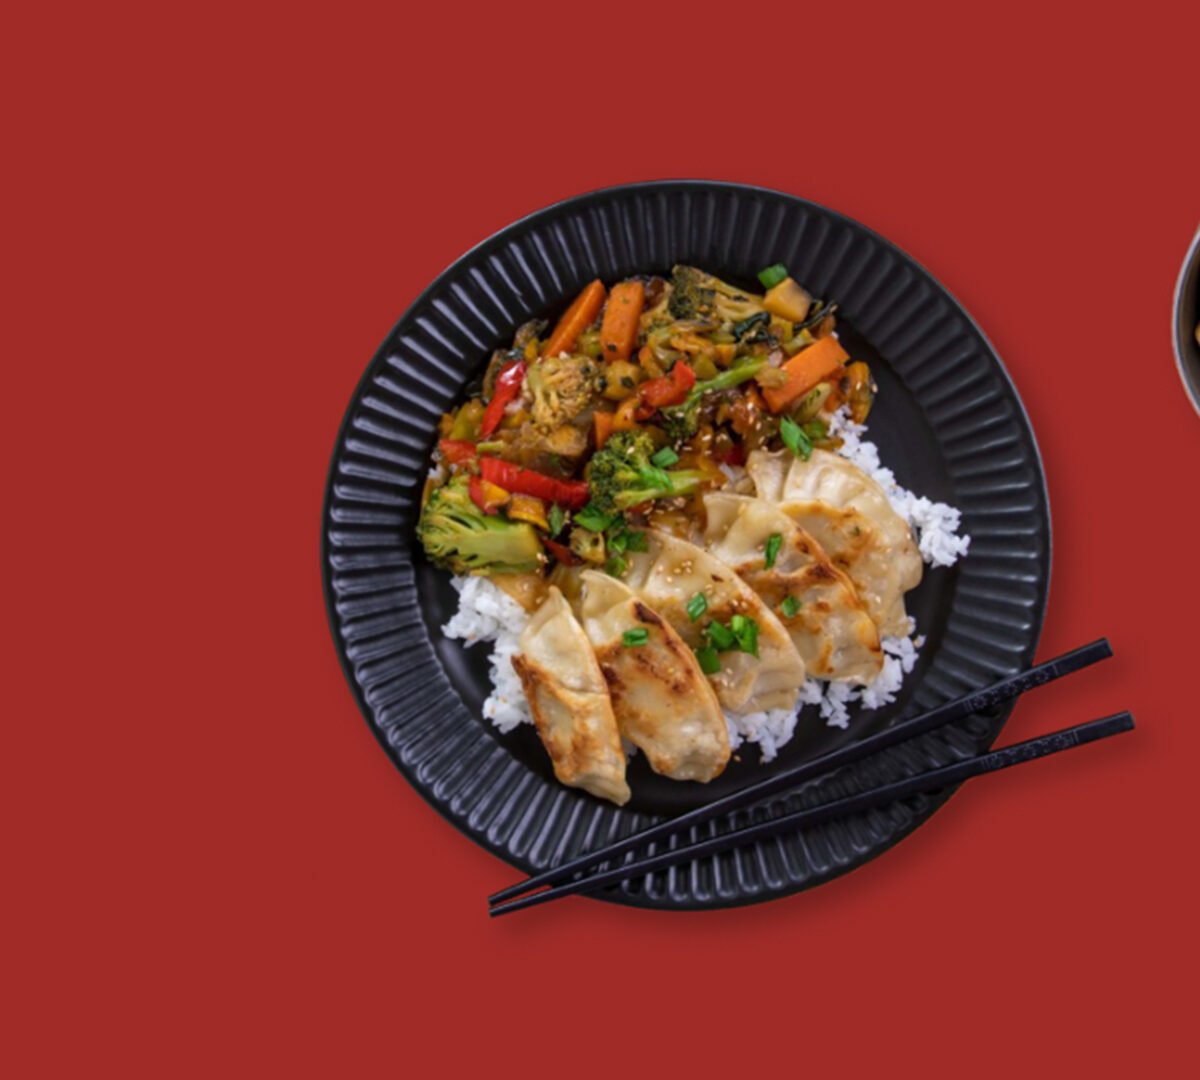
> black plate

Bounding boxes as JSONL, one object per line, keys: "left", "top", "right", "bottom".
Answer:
{"left": 1174, "top": 228, "right": 1200, "bottom": 416}
{"left": 322, "top": 181, "right": 1051, "bottom": 909}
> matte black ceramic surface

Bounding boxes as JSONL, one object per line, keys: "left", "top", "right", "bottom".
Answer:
{"left": 1174, "top": 228, "right": 1200, "bottom": 416}
{"left": 322, "top": 181, "right": 1052, "bottom": 909}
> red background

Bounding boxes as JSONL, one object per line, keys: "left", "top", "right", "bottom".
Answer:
{"left": 7, "top": 3, "right": 1199, "bottom": 1076}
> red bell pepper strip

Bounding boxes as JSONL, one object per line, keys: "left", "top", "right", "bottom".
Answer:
{"left": 479, "top": 457, "right": 590, "bottom": 509}
{"left": 714, "top": 443, "right": 746, "bottom": 467}
{"left": 479, "top": 361, "right": 526, "bottom": 438}
{"left": 438, "top": 439, "right": 477, "bottom": 465}
{"left": 468, "top": 475, "right": 493, "bottom": 514}
{"left": 542, "top": 537, "right": 579, "bottom": 566}
{"left": 635, "top": 361, "right": 696, "bottom": 420}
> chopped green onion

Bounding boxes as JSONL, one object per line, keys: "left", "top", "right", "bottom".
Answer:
{"left": 730, "top": 614, "right": 759, "bottom": 657}
{"left": 575, "top": 504, "right": 618, "bottom": 532}
{"left": 694, "top": 644, "right": 721, "bottom": 675}
{"left": 605, "top": 553, "right": 628, "bottom": 578}
{"left": 623, "top": 530, "right": 648, "bottom": 553}
{"left": 475, "top": 441, "right": 505, "bottom": 453}
{"left": 686, "top": 593, "right": 708, "bottom": 621}
{"left": 780, "top": 595, "right": 800, "bottom": 618}
{"left": 757, "top": 263, "right": 789, "bottom": 289}
{"left": 547, "top": 503, "right": 565, "bottom": 536}
{"left": 705, "top": 621, "right": 736, "bottom": 651}
{"left": 764, "top": 533, "right": 782, "bottom": 569}
{"left": 607, "top": 530, "right": 628, "bottom": 555}
{"left": 622, "top": 627, "right": 649, "bottom": 648}
{"left": 650, "top": 446, "right": 680, "bottom": 468}
{"left": 780, "top": 415, "right": 813, "bottom": 460}
{"left": 801, "top": 419, "right": 827, "bottom": 441}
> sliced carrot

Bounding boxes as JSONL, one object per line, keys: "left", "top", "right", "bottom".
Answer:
{"left": 542, "top": 279, "right": 606, "bottom": 358}
{"left": 593, "top": 409, "right": 615, "bottom": 449}
{"left": 599, "top": 280, "right": 644, "bottom": 362}
{"left": 762, "top": 336, "right": 849, "bottom": 413}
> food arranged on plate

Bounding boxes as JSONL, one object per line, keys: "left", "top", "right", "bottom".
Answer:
{"left": 419, "top": 266, "right": 971, "bottom": 804}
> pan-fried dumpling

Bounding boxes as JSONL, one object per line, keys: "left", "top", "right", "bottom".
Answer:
{"left": 577, "top": 571, "right": 729, "bottom": 783}
{"left": 775, "top": 499, "right": 910, "bottom": 636}
{"left": 748, "top": 449, "right": 922, "bottom": 628}
{"left": 760, "top": 449, "right": 922, "bottom": 593}
{"left": 511, "top": 587, "right": 631, "bottom": 806}
{"left": 619, "top": 530, "right": 806, "bottom": 715}
{"left": 703, "top": 493, "right": 883, "bottom": 684}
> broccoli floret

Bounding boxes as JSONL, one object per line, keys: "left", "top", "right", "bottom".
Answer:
{"left": 526, "top": 353, "right": 598, "bottom": 432}
{"left": 660, "top": 356, "right": 768, "bottom": 442}
{"left": 667, "top": 265, "right": 766, "bottom": 325}
{"left": 417, "top": 476, "right": 543, "bottom": 574}
{"left": 586, "top": 430, "right": 706, "bottom": 513}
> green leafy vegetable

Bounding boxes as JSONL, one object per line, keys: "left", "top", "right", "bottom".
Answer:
{"left": 732, "top": 310, "right": 771, "bottom": 342}
{"left": 795, "top": 299, "right": 838, "bottom": 334}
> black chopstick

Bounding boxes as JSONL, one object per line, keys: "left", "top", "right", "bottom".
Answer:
{"left": 489, "top": 638, "right": 1112, "bottom": 908}
{"left": 489, "top": 710, "right": 1134, "bottom": 916}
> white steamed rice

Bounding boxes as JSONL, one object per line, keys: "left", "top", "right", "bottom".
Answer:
{"left": 440, "top": 408, "right": 969, "bottom": 761}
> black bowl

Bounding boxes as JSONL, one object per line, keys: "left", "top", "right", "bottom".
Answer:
{"left": 322, "top": 181, "right": 1051, "bottom": 909}
{"left": 1174, "top": 228, "right": 1200, "bottom": 416}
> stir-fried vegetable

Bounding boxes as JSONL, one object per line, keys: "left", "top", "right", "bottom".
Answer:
{"left": 417, "top": 263, "right": 872, "bottom": 575}
{"left": 438, "top": 439, "right": 476, "bottom": 465}
{"left": 479, "top": 457, "right": 589, "bottom": 509}
{"left": 842, "top": 361, "right": 876, "bottom": 424}
{"left": 635, "top": 360, "right": 696, "bottom": 419}
{"left": 526, "top": 353, "right": 597, "bottom": 430}
{"left": 668, "top": 266, "right": 765, "bottom": 325}
{"left": 659, "top": 356, "right": 766, "bottom": 442}
{"left": 480, "top": 361, "right": 526, "bottom": 437}
{"left": 762, "top": 336, "right": 849, "bottom": 413}
{"left": 586, "top": 430, "right": 706, "bottom": 513}
{"left": 418, "top": 476, "right": 543, "bottom": 574}
{"left": 543, "top": 279, "right": 606, "bottom": 358}
{"left": 600, "top": 280, "right": 644, "bottom": 362}
{"left": 763, "top": 278, "right": 812, "bottom": 322}
{"left": 469, "top": 476, "right": 510, "bottom": 514}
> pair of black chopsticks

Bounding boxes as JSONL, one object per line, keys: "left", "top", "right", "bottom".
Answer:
{"left": 488, "top": 639, "right": 1131, "bottom": 916}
